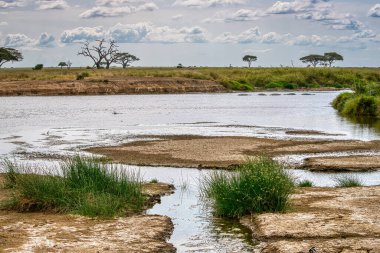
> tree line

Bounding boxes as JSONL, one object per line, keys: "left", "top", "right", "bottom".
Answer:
{"left": 0, "top": 43, "right": 344, "bottom": 69}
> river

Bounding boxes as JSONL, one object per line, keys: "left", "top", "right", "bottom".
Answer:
{"left": 1, "top": 91, "right": 380, "bottom": 252}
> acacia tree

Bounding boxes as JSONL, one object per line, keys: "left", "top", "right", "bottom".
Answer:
{"left": 0, "top": 47, "right": 23, "bottom": 68}
{"left": 300, "top": 54, "right": 325, "bottom": 67}
{"left": 78, "top": 39, "right": 119, "bottom": 69}
{"left": 115, "top": 52, "right": 139, "bottom": 68}
{"left": 58, "top": 62, "right": 67, "bottom": 69}
{"left": 324, "top": 52, "right": 343, "bottom": 67}
{"left": 243, "top": 55, "right": 257, "bottom": 68}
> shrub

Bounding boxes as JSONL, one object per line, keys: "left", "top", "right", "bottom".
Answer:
{"left": 2, "top": 156, "right": 144, "bottom": 218}
{"left": 202, "top": 156, "right": 295, "bottom": 218}
{"left": 332, "top": 92, "right": 354, "bottom": 112}
{"left": 341, "top": 95, "right": 378, "bottom": 117}
{"left": 33, "top": 64, "right": 44, "bottom": 70}
{"left": 76, "top": 72, "right": 90, "bottom": 80}
{"left": 298, "top": 180, "right": 314, "bottom": 187}
{"left": 334, "top": 175, "right": 363, "bottom": 188}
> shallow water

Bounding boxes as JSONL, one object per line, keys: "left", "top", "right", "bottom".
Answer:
{"left": 1, "top": 92, "right": 380, "bottom": 252}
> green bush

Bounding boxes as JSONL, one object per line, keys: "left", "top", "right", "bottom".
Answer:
{"left": 202, "top": 156, "right": 295, "bottom": 218}
{"left": 2, "top": 156, "right": 144, "bottom": 218}
{"left": 334, "top": 175, "right": 363, "bottom": 188}
{"left": 33, "top": 64, "right": 44, "bottom": 70}
{"left": 342, "top": 95, "right": 378, "bottom": 117}
{"left": 332, "top": 92, "right": 354, "bottom": 112}
{"left": 76, "top": 72, "right": 90, "bottom": 80}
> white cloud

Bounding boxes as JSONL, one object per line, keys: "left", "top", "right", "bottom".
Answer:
{"left": 38, "top": 32, "right": 55, "bottom": 47}
{"left": 172, "top": 14, "right": 183, "bottom": 20}
{"left": 79, "top": 1, "right": 158, "bottom": 18}
{"left": 109, "top": 22, "right": 151, "bottom": 43}
{"left": 36, "top": 0, "right": 68, "bottom": 10}
{"left": 224, "top": 9, "right": 266, "bottom": 22}
{"left": 368, "top": 4, "right": 380, "bottom": 17}
{"left": 173, "top": 0, "right": 245, "bottom": 8}
{"left": 3, "top": 33, "right": 35, "bottom": 47}
{"left": 146, "top": 26, "right": 208, "bottom": 43}
{"left": 0, "top": 0, "right": 25, "bottom": 9}
{"left": 60, "top": 27, "right": 105, "bottom": 43}
{"left": 0, "top": 21, "right": 7, "bottom": 25}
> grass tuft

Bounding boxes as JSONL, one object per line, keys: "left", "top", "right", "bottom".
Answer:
{"left": 297, "top": 180, "right": 314, "bottom": 187}
{"left": 202, "top": 156, "right": 295, "bottom": 218}
{"left": 334, "top": 175, "right": 363, "bottom": 188}
{"left": 2, "top": 156, "right": 144, "bottom": 218}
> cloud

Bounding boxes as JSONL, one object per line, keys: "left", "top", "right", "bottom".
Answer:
{"left": 60, "top": 27, "right": 105, "bottom": 43}
{"left": 368, "top": 4, "right": 380, "bottom": 17}
{"left": 0, "top": 21, "right": 7, "bottom": 25}
{"left": 37, "top": 32, "right": 55, "bottom": 47}
{"left": 0, "top": 0, "right": 25, "bottom": 9}
{"left": 79, "top": 0, "right": 158, "bottom": 18}
{"left": 146, "top": 26, "right": 208, "bottom": 43}
{"left": 173, "top": 0, "right": 245, "bottom": 8}
{"left": 172, "top": 14, "right": 183, "bottom": 20}
{"left": 109, "top": 23, "right": 151, "bottom": 43}
{"left": 224, "top": 9, "right": 266, "bottom": 22}
{"left": 36, "top": 0, "right": 68, "bottom": 10}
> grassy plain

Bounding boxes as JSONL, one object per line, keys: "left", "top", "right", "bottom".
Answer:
{"left": 1, "top": 67, "right": 380, "bottom": 91}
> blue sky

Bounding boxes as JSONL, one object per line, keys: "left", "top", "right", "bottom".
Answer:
{"left": 0, "top": 0, "right": 379, "bottom": 67}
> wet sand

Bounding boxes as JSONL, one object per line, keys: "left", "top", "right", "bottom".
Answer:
{"left": 87, "top": 135, "right": 380, "bottom": 170}
{"left": 302, "top": 155, "right": 380, "bottom": 171}
{"left": 0, "top": 176, "right": 175, "bottom": 253}
{"left": 0, "top": 77, "right": 227, "bottom": 96}
{"left": 241, "top": 186, "right": 380, "bottom": 253}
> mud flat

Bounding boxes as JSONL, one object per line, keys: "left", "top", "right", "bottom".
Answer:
{"left": 87, "top": 135, "right": 380, "bottom": 170}
{"left": 0, "top": 176, "right": 175, "bottom": 253}
{"left": 241, "top": 186, "right": 380, "bottom": 253}
{"left": 0, "top": 77, "right": 227, "bottom": 96}
{"left": 302, "top": 155, "right": 380, "bottom": 171}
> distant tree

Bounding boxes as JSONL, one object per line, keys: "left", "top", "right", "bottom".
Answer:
{"left": 243, "top": 55, "right": 257, "bottom": 68}
{"left": 0, "top": 47, "right": 23, "bottom": 68}
{"left": 324, "top": 52, "right": 343, "bottom": 67}
{"left": 115, "top": 52, "right": 139, "bottom": 68}
{"left": 33, "top": 64, "right": 44, "bottom": 70}
{"left": 66, "top": 60, "right": 72, "bottom": 69}
{"left": 78, "top": 39, "right": 119, "bottom": 69}
{"left": 300, "top": 54, "right": 325, "bottom": 67}
{"left": 177, "top": 63, "right": 183, "bottom": 68}
{"left": 58, "top": 61, "right": 67, "bottom": 69}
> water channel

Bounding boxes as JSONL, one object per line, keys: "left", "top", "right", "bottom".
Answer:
{"left": 1, "top": 91, "right": 380, "bottom": 252}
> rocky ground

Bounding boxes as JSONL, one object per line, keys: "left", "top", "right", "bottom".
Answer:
{"left": 0, "top": 176, "right": 175, "bottom": 253}
{"left": 241, "top": 186, "right": 380, "bottom": 253}
{"left": 0, "top": 77, "right": 227, "bottom": 96}
{"left": 87, "top": 135, "right": 380, "bottom": 171}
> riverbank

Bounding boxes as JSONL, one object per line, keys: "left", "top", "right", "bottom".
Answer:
{"left": 87, "top": 135, "right": 380, "bottom": 171}
{"left": 0, "top": 77, "right": 227, "bottom": 96}
{"left": 0, "top": 67, "right": 379, "bottom": 94}
{"left": 241, "top": 186, "right": 380, "bottom": 252}
{"left": 0, "top": 175, "right": 176, "bottom": 252}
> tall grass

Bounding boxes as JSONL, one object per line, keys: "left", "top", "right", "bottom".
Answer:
{"left": 2, "top": 156, "right": 144, "bottom": 218}
{"left": 202, "top": 156, "right": 295, "bottom": 218}
{"left": 1, "top": 67, "right": 379, "bottom": 91}
{"left": 334, "top": 175, "right": 363, "bottom": 188}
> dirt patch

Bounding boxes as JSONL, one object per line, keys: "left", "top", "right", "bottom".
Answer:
{"left": 240, "top": 186, "right": 380, "bottom": 253}
{"left": 0, "top": 175, "right": 175, "bottom": 252}
{"left": 0, "top": 77, "right": 227, "bottom": 96}
{"left": 302, "top": 155, "right": 380, "bottom": 171}
{"left": 86, "top": 135, "right": 380, "bottom": 170}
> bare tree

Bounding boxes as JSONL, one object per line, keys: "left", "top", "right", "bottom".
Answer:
{"left": 78, "top": 39, "right": 119, "bottom": 69}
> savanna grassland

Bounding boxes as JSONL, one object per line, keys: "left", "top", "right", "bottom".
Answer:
{"left": 1, "top": 67, "right": 380, "bottom": 91}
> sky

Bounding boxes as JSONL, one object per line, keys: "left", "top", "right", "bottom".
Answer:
{"left": 0, "top": 0, "right": 379, "bottom": 67}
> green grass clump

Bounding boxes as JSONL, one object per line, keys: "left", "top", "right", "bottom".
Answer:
{"left": 202, "top": 156, "right": 295, "bottom": 218}
{"left": 341, "top": 95, "right": 379, "bottom": 117}
{"left": 2, "top": 156, "right": 144, "bottom": 218}
{"left": 334, "top": 175, "right": 363, "bottom": 188}
{"left": 297, "top": 180, "right": 314, "bottom": 187}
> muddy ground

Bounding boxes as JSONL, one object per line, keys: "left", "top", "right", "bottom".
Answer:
{"left": 0, "top": 176, "right": 175, "bottom": 253}
{"left": 0, "top": 77, "right": 227, "bottom": 96}
{"left": 241, "top": 186, "right": 380, "bottom": 253}
{"left": 302, "top": 155, "right": 380, "bottom": 171}
{"left": 87, "top": 135, "right": 380, "bottom": 170}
